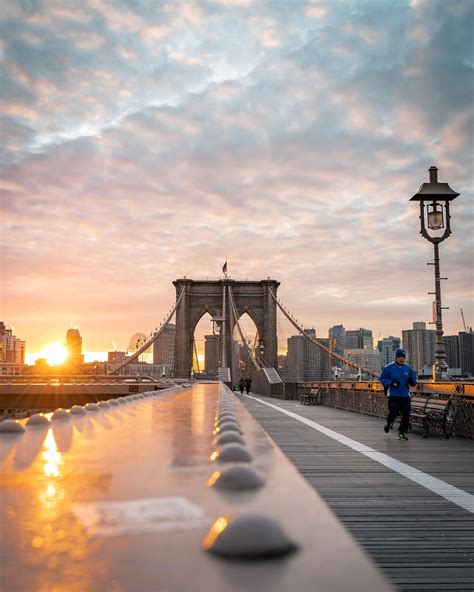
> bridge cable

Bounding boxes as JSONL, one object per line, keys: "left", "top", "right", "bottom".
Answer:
{"left": 193, "top": 337, "right": 200, "bottom": 373}
{"left": 227, "top": 286, "right": 261, "bottom": 371}
{"left": 267, "top": 287, "right": 379, "bottom": 379}
{"left": 109, "top": 287, "right": 185, "bottom": 375}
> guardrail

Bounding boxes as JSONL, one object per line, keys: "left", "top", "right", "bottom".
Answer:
{"left": 0, "top": 375, "right": 189, "bottom": 384}
{"left": 298, "top": 381, "right": 473, "bottom": 439}
{"left": 0, "top": 380, "right": 190, "bottom": 420}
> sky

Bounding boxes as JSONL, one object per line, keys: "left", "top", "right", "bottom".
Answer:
{"left": 1, "top": 0, "right": 473, "bottom": 357}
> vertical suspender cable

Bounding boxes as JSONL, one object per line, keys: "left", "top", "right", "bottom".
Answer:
{"left": 109, "top": 287, "right": 185, "bottom": 375}
{"left": 267, "top": 287, "right": 378, "bottom": 379}
{"left": 228, "top": 286, "right": 260, "bottom": 370}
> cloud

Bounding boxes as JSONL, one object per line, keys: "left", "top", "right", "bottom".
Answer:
{"left": 1, "top": 0, "right": 472, "bottom": 352}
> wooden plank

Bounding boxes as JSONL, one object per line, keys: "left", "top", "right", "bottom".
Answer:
{"left": 238, "top": 395, "right": 474, "bottom": 592}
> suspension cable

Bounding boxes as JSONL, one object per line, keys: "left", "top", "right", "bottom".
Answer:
{"left": 268, "top": 287, "right": 378, "bottom": 379}
{"left": 109, "top": 287, "right": 185, "bottom": 375}
{"left": 228, "top": 286, "right": 261, "bottom": 370}
{"left": 193, "top": 337, "right": 200, "bottom": 373}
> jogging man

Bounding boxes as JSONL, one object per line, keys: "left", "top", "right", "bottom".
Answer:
{"left": 379, "top": 348, "right": 417, "bottom": 440}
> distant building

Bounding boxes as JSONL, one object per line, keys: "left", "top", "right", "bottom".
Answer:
{"left": 66, "top": 329, "right": 83, "bottom": 360}
{"left": 458, "top": 331, "right": 474, "bottom": 376}
{"left": 204, "top": 334, "right": 220, "bottom": 373}
{"left": 0, "top": 322, "right": 25, "bottom": 365}
{"left": 328, "top": 325, "right": 345, "bottom": 367}
{"left": 308, "top": 335, "right": 331, "bottom": 381}
{"left": 344, "top": 328, "right": 373, "bottom": 350}
{"left": 379, "top": 336, "right": 401, "bottom": 368}
{"left": 433, "top": 332, "right": 474, "bottom": 376}
{"left": 402, "top": 322, "right": 435, "bottom": 373}
{"left": 0, "top": 322, "right": 25, "bottom": 375}
{"left": 345, "top": 348, "right": 381, "bottom": 375}
{"left": 153, "top": 324, "right": 176, "bottom": 370}
{"left": 66, "top": 328, "right": 84, "bottom": 370}
{"left": 108, "top": 351, "right": 128, "bottom": 364}
{"left": 286, "top": 334, "right": 305, "bottom": 382}
{"left": 0, "top": 363, "right": 23, "bottom": 376}
{"left": 443, "top": 335, "right": 460, "bottom": 371}
{"left": 287, "top": 329, "right": 331, "bottom": 382}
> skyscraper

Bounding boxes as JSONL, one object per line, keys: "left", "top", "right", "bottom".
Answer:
{"left": 328, "top": 325, "right": 345, "bottom": 367}
{"left": 344, "top": 328, "right": 373, "bottom": 350}
{"left": 0, "top": 322, "right": 25, "bottom": 375}
{"left": 204, "top": 334, "right": 220, "bottom": 373}
{"left": 153, "top": 324, "right": 176, "bottom": 366}
{"left": 0, "top": 322, "right": 25, "bottom": 364}
{"left": 443, "top": 335, "right": 460, "bottom": 371}
{"left": 287, "top": 329, "right": 331, "bottom": 381}
{"left": 402, "top": 322, "right": 435, "bottom": 373}
{"left": 379, "top": 336, "right": 401, "bottom": 367}
{"left": 66, "top": 328, "right": 84, "bottom": 369}
{"left": 286, "top": 334, "right": 305, "bottom": 382}
{"left": 345, "top": 348, "right": 382, "bottom": 374}
{"left": 458, "top": 331, "right": 474, "bottom": 376}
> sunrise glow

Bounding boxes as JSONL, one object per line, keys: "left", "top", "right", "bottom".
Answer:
{"left": 41, "top": 342, "right": 69, "bottom": 366}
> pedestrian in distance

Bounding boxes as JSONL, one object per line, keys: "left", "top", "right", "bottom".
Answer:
{"left": 379, "top": 348, "right": 417, "bottom": 440}
{"left": 238, "top": 377, "right": 245, "bottom": 394}
{"left": 244, "top": 377, "right": 252, "bottom": 394}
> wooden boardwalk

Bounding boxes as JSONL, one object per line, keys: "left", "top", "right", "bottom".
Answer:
{"left": 238, "top": 394, "right": 474, "bottom": 592}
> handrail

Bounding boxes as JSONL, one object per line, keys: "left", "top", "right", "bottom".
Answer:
{"left": 301, "top": 380, "right": 474, "bottom": 398}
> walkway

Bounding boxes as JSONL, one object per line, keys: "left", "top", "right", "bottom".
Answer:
{"left": 238, "top": 394, "right": 474, "bottom": 592}
{"left": 0, "top": 383, "right": 392, "bottom": 592}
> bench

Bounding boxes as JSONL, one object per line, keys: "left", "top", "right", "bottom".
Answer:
{"left": 300, "top": 389, "right": 319, "bottom": 405}
{"left": 409, "top": 395, "right": 456, "bottom": 438}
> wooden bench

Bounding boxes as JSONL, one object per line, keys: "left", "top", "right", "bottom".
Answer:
{"left": 300, "top": 389, "right": 319, "bottom": 405}
{"left": 409, "top": 395, "right": 456, "bottom": 438}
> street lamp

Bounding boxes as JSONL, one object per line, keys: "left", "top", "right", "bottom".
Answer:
{"left": 410, "top": 166, "right": 460, "bottom": 382}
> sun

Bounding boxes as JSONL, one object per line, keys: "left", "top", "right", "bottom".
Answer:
{"left": 41, "top": 342, "right": 69, "bottom": 366}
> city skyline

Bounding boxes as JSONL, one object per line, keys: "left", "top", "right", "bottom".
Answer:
{"left": 15, "top": 315, "right": 472, "bottom": 368}
{"left": 1, "top": 1, "right": 473, "bottom": 356}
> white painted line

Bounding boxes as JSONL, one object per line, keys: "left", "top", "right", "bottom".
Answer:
{"left": 244, "top": 395, "right": 474, "bottom": 514}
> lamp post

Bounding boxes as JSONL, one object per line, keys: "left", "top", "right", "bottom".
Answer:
{"left": 410, "top": 166, "right": 460, "bottom": 382}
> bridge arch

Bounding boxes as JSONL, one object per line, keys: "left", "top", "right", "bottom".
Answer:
{"left": 173, "top": 278, "right": 280, "bottom": 379}
{"left": 232, "top": 312, "right": 260, "bottom": 380}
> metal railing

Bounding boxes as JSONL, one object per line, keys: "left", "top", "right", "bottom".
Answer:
{"left": 299, "top": 380, "right": 473, "bottom": 439}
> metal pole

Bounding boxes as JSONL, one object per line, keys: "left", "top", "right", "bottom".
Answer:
{"left": 432, "top": 242, "right": 448, "bottom": 381}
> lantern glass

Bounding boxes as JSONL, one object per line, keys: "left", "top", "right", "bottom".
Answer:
{"left": 427, "top": 203, "right": 444, "bottom": 230}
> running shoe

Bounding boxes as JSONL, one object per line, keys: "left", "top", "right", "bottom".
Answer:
{"left": 397, "top": 432, "right": 409, "bottom": 440}
{"left": 384, "top": 422, "right": 390, "bottom": 433}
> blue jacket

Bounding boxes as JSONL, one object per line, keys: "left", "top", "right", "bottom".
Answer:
{"left": 379, "top": 362, "right": 417, "bottom": 397}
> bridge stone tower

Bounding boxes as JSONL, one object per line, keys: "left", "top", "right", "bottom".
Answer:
{"left": 173, "top": 278, "right": 280, "bottom": 379}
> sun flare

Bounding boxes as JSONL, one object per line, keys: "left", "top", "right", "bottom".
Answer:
{"left": 41, "top": 342, "right": 69, "bottom": 366}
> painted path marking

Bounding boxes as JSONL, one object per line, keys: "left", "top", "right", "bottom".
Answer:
{"left": 244, "top": 394, "right": 474, "bottom": 514}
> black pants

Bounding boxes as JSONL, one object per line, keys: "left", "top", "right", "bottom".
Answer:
{"left": 387, "top": 397, "right": 411, "bottom": 434}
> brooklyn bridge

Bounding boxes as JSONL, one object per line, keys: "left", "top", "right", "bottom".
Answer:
{"left": 1, "top": 276, "right": 473, "bottom": 592}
